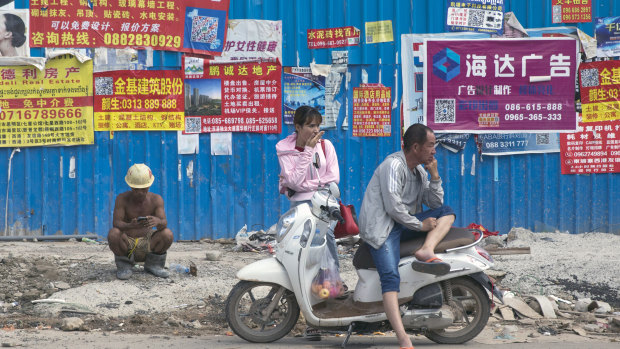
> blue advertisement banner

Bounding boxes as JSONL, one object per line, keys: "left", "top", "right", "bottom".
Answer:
{"left": 595, "top": 16, "right": 620, "bottom": 58}
{"left": 283, "top": 67, "right": 326, "bottom": 124}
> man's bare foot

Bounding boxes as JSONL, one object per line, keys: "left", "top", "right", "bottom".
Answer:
{"left": 414, "top": 247, "right": 436, "bottom": 262}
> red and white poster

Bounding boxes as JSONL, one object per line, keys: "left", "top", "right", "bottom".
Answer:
{"left": 30, "top": 0, "right": 230, "bottom": 56}
{"left": 352, "top": 84, "right": 391, "bottom": 137}
{"left": 552, "top": 0, "right": 592, "bottom": 24}
{"left": 183, "top": 56, "right": 281, "bottom": 134}
{"left": 560, "top": 120, "right": 620, "bottom": 174}
{"left": 307, "top": 26, "right": 360, "bottom": 49}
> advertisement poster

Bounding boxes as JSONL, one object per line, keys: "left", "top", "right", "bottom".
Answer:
{"left": 93, "top": 70, "right": 184, "bottom": 131}
{"left": 424, "top": 38, "right": 578, "bottom": 133}
{"left": 365, "top": 20, "right": 393, "bottom": 44}
{"left": 595, "top": 16, "right": 620, "bottom": 58}
{"left": 552, "top": 0, "right": 592, "bottom": 24}
{"left": 214, "top": 19, "right": 282, "bottom": 63}
{"left": 0, "top": 55, "right": 94, "bottom": 147}
{"left": 184, "top": 57, "right": 281, "bottom": 134}
{"left": 446, "top": 0, "right": 504, "bottom": 35}
{"left": 560, "top": 120, "right": 619, "bottom": 174}
{"left": 579, "top": 60, "right": 620, "bottom": 123}
{"left": 307, "top": 26, "right": 360, "bottom": 49}
{"left": 0, "top": 9, "right": 29, "bottom": 57}
{"left": 352, "top": 84, "right": 391, "bottom": 137}
{"left": 30, "top": 0, "right": 230, "bottom": 56}
{"left": 283, "top": 67, "right": 325, "bottom": 125}
{"left": 478, "top": 133, "right": 560, "bottom": 155}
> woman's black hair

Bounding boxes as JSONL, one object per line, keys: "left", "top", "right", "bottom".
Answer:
{"left": 4, "top": 13, "right": 26, "bottom": 48}
{"left": 403, "top": 123, "right": 433, "bottom": 152}
{"left": 293, "top": 106, "right": 322, "bottom": 129}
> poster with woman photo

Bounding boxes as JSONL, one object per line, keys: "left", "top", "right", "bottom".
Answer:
{"left": 0, "top": 9, "right": 28, "bottom": 57}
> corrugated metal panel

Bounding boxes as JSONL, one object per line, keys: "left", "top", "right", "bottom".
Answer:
{"left": 0, "top": 0, "right": 618, "bottom": 239}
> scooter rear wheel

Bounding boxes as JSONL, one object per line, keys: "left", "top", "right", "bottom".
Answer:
{"left": 225, "top": 281, "right": 300, "bottom": 343}
{"left": 424, "top": 276, "right": 491, "bottom": 344}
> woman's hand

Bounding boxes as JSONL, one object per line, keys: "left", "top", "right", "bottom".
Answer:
{"left": 306, "top": 130, "right": 324, "bottom": 148}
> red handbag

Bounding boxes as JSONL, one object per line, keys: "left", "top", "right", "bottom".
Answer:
{"left": 334, "top": 201, "right": 359, "bottom": 239}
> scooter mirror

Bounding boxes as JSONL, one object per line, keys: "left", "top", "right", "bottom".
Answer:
{"left": 328, "top": 182, "right": 340, "bottom": 200}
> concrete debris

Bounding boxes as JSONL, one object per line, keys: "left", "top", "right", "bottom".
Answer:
{"left": 575, "top": 298, "right": 593, "bottom": 312}
{"left": 54, "top": 281, "right": 71, "bottom": 290}
{"left": 60, "top": 317, "right": 84, "bottom": 331}
{"left": 205, "top": 250, "right": 222, "bottom": 261}
{"left": 590, "top": 300, "right": 612, "bottom": 314}
{"left": 506, "top": 227, "right": 536, "bottom": 247}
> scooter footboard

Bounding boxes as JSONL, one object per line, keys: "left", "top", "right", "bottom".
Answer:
{"left": 236, "top": 258, "right": 293, "bottom": 291}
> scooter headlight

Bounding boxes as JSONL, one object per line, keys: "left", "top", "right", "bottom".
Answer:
{"left": 275, "top": 208, "right": 297, "bottom": 242}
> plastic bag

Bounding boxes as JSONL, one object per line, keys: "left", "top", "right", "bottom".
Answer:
{"left": 310, "top": 248, "right": 345, "bottom": 299}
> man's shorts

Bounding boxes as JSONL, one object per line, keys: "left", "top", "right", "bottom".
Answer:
{"left": 127, "top": 237, "right": 149, "bottom": 262}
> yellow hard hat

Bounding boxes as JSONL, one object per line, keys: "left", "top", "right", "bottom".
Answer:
{"left": 125, "top": 163, "right": 155, "bottom": 188}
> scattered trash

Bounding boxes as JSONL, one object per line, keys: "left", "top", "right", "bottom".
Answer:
{"left": 169, "top": 263, "right": 190, "bottom": 274}
{"left": 81, "top": 237, "right": 98, "bottom": 244}
{"left": 31, "top": 299, "right": 66, "bottom": 304}
{"left": 232, "top": 225, "right": 277, "bottom": 254}
{"left": 537, "top": 326, "right": 557, "bottom": 336}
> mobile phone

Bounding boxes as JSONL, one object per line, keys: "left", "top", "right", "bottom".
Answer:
{"left": 137, "top": 216, "right": 147, "bottom": 222}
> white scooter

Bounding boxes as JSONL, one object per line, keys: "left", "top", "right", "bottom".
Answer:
{"left": 225, "top": 184, "right": 502, "bottom": 346}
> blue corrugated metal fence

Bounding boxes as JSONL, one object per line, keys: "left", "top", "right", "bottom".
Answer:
{"left": 0, "top": 0, "right": 618, "bottom": 239}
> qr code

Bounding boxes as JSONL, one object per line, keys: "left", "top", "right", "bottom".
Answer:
{"left": 185, "top": 117, "right": 201, "bottom": 133}
{"left": 580, "top": 68, "right": 599, "bottom": 87}
{"left": 95, "top": 77, "right": 113, "bottom": 96}
{"left": 483, "top": 11, "right": 503, "bottom": 29}
{"left": 434, "top": 99, "right": 456, "bottom": 124}
{"left": 191, "top": 16, "right": 219, "bottom": 44}
{"left": 536, "top": 133, "right": 550, "bottom": 145}
{"left": 468, "top": 9, "right": 485, "bottom": 27}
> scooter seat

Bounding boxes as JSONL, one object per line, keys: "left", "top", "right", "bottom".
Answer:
{"left": 352, "top": 227, "right": 476, "bottom": 270}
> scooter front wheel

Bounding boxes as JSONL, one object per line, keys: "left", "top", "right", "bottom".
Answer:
{"left": 424, "top": 276, "right": 491, "bottom": 344}
{"left": 225, "top": 281, "right": 300, "bottom": 343}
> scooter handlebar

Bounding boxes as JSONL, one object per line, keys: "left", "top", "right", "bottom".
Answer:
{"left": 328, "top": 206, "right": 345, "bottom": 224}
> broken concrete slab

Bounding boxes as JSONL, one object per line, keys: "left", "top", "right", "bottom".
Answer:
{"left": 503, "top": 297, "right": 543, "bottom": 319}
{"left": 528, "top": 295, "right": 557, "bottom": 319}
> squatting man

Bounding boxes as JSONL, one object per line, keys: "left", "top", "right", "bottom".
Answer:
{"left": 108, "top": 163, "right": 174, "bottom": 279}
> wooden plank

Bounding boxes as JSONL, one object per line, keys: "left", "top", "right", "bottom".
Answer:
{"left": 485, "top": 247, "right": 531, "bottom": 255}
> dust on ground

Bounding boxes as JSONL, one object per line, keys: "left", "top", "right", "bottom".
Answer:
{"left": 0, "top": 230, "right": 619, "bottom": 343}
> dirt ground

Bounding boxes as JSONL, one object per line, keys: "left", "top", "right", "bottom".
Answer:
{"left": 0, "top": 232, "right": 619, "bottom": 346}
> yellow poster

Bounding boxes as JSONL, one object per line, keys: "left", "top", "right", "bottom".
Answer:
{"left": 365, "top": 20, "right": 393, "bottom": 44}
{"left": 0, "top": 55, "right": 94, "bottom": 147}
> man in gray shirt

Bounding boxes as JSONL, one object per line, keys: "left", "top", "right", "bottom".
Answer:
{"left": 358, "top": 123, "right": 455, "bottom": 349}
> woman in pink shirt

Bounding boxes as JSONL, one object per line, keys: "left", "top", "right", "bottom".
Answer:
{"left": 276, "top": 106, "right": 341, "bottom": 341}
{"left": 276, "top": 106, "right": 340, "bottom": 202}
